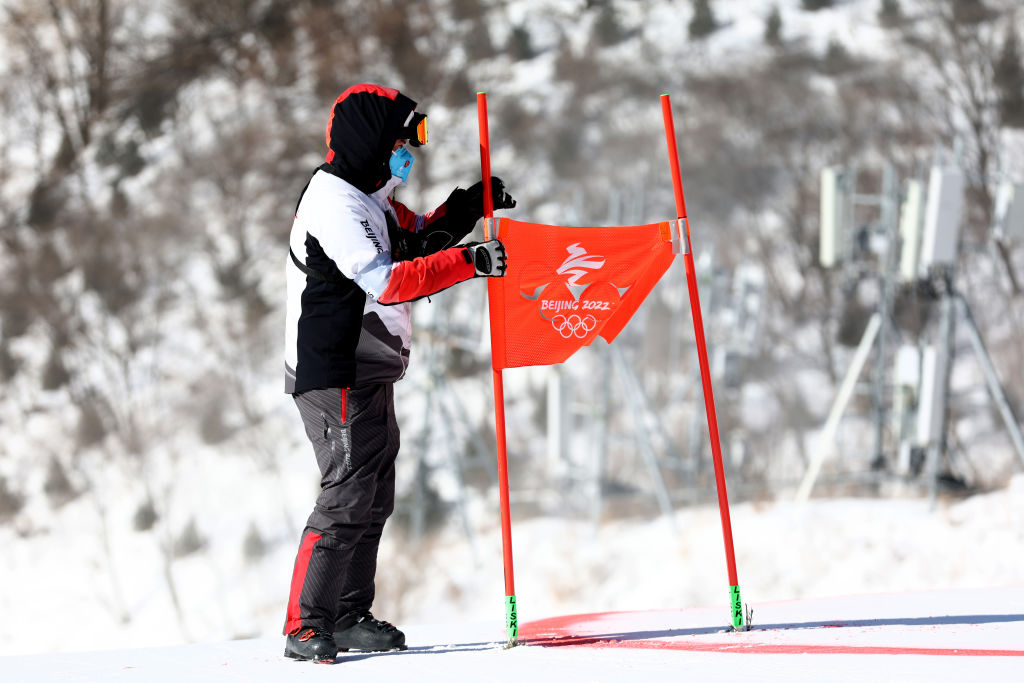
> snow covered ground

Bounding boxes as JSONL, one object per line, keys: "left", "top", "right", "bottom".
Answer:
{"left": 2, "top": 473, "right": 1022, "bottom": 666}
{"left": 3, "top": 587, "right": 1021, "bottom": 682}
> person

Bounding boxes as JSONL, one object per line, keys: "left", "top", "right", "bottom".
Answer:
{"left": 281, "top": 83, "right": 516, "bottom": 663}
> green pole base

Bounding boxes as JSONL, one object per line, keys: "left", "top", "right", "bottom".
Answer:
{"left": 505, "top": 594, "right": 518, "bottom": 647}
{"left": 729, "top": 585, "right": 746, "bottom": 631}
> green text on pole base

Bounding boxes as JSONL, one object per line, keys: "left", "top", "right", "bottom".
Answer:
{"left": 729, "top": 585, "right": 745, "bottom": 630}
{"left": 505, "top": 595, "right": 518, "bottom": 647}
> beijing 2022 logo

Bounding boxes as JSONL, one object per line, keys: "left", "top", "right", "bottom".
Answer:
{"left": 542, "top": 243, "right": 607, "bottom": 338}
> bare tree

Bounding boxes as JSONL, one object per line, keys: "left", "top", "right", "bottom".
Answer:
{"left": 899, "top": 0, "right": 1022, "bottom": 293}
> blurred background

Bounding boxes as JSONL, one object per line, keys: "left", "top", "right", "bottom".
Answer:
{"left": 1, "top": 0, "right": 1023, "bottom": 656}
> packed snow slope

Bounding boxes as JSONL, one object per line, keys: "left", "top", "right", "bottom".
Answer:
{"left": 3, "top": 587, "right": 1021, "bottom": 683}
{"left": 3, "top": 476, "right": 1024, "bottom": 658}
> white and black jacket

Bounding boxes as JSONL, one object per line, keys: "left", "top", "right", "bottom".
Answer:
{"left": 284, "top": 85, "right": 480, "bottom": 394}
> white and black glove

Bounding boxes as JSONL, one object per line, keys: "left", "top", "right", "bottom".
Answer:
{"left": 464, "top": 240, "right": 507, "bottom": 277}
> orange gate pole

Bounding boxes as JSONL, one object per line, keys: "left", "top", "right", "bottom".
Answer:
{"left": 477, "top": 91, "right": 518, "bottom": 647}
{"left": 660, "top": 93, "right": 746, "bottom": 631}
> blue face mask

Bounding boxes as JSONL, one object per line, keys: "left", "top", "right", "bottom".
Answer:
{"left": 390, "top": 147, "right": 414, "bottom": 183}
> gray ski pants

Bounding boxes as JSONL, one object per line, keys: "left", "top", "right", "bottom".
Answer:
{"left": 283, "top": 384, "right": 400, "bottom": 635}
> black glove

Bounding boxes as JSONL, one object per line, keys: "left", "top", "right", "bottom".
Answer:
{"left": 395, "top": 179, "right": 513, "bottom": 261}
{"left": 447, "top": 177, "right": 516, "bottom": 225}
{"left": 465, "top": 176, "right": 516, "bottom": 217}
{"left": 464, "top": 240, "right": 507, "bottom": 277}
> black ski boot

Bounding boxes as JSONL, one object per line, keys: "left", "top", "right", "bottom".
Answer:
{"left": 334, "top": 610, "right": 407, "bottom": 651}
{"left": 284, "top": 627, "right": 339, "bottom": 663}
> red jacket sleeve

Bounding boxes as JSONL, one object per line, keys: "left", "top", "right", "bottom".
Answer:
{"left": 378, "top": 246, "right": 475, "bottom": 304}
{"left": 388, "top": 199, "right": 421, "bottom": 232}
{"left": 389, "top": 197, "right": 452, "bottom": 233}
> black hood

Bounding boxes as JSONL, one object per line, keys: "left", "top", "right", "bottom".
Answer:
{"left": 324, "top": 84, "right": 418, "bottom": 194}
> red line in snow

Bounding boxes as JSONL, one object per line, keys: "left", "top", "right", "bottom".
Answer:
{"left": 520, "top": 612, "right": 1024, "bottom": 658}
{"left": 521, "top": 635, "right": 1024, "bottom": 657}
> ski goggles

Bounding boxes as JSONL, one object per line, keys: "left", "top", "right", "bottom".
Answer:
{"left": 401, "top": 111, "right": 428, "bottom": 147}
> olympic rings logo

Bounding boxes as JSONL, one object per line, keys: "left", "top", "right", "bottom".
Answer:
{"left": 551, "top": 314, "right": 597, "bottom": 339}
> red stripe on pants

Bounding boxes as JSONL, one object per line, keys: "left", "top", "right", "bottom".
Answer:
{"left": 284, "top": 531, "right": 322, "bottom": 634}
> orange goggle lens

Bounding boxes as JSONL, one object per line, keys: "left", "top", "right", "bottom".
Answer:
{"left": 415, "top": 117, "right": 428, "bottom": 145}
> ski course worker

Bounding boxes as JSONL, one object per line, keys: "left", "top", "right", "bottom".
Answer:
{"left": 282, "top": 83, "right": 515, "bottom": 663}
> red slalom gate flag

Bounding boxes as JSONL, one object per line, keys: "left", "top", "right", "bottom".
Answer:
{"left": 487, "top": 217, "right": 676, "bottom": 370}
